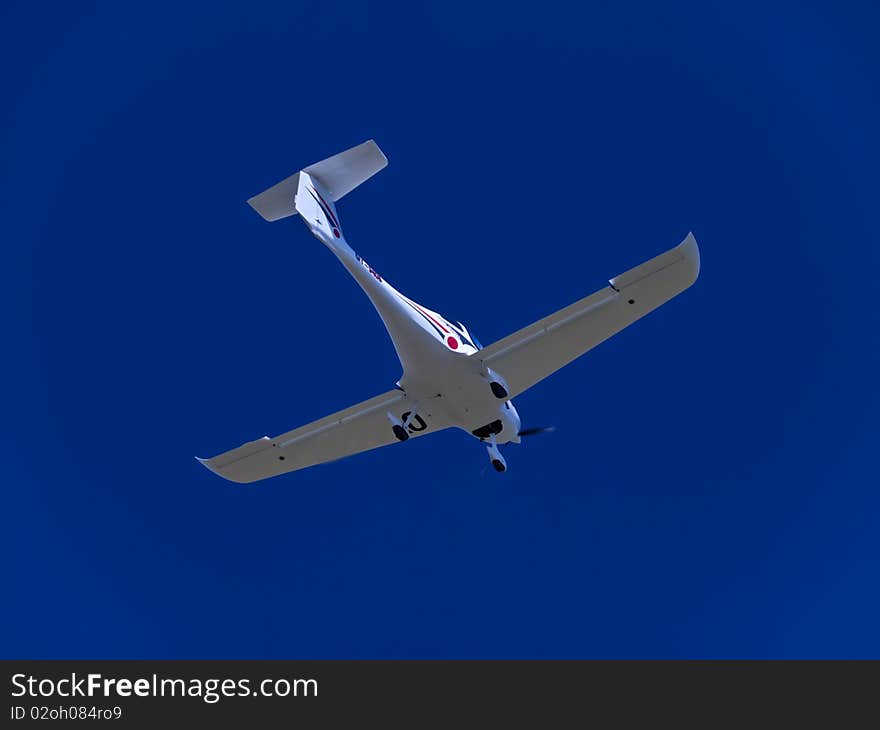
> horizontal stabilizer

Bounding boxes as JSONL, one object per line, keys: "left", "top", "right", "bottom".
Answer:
{"left": 247, "top": 140, "right": 387, "bottom": 222}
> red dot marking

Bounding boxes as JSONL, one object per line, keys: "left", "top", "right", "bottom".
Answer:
{"left": 333, "top": 228, "right": 340, "bottom": 238}
{"left": 447, "top": 336, "right": 459, "bottom": 349}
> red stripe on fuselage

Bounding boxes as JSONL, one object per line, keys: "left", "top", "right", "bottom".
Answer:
{"left": 408, "top": 300, "right": 448, "bottom": 334}
{"left": 384, "top": 286, "right": 453, "bottom": 339}
{"left": 311, "top": 187, "right": 340, "bottom": 228}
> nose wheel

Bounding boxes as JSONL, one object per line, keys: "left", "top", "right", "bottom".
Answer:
{"left": 485, "top": 435, "right": 507, "bottom": 473}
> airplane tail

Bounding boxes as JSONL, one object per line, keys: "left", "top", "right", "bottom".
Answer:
{"left": 246, "top": 140, "right": 388, "bottom": 223}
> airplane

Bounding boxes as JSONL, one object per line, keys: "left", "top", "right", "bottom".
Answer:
{"left": 198, "top": 140, "right": 700, "bottom": 482}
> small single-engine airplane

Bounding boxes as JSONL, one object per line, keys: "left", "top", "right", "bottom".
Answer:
{"left": 198, "top": 140, "right": 700, "bottom": 482}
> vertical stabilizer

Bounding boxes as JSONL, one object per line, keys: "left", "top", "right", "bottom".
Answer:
{"left": 294, "top": 173, "right": 344, "bottom": 244}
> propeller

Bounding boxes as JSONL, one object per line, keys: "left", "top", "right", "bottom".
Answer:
{"left": 517, "top": 426, "right": 556, "bottom": 437}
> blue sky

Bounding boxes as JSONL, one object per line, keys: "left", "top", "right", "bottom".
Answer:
{"left": 3, "top": 1, "right": 879, "bottom": 657}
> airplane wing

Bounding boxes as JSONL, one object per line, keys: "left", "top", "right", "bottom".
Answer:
{"left": 198, "top": 389, "right": 450, "bottom": 483}
{"left": 478, "top": 233, "right": 700, "bottom": 399}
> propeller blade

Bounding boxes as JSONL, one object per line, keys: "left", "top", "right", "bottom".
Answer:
{"left": 518, "top": 426, "right": 556, "bottom": 437}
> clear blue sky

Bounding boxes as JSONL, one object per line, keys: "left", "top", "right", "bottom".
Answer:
{"left": 4, "top": 1, "right": 879, "bottom": 658}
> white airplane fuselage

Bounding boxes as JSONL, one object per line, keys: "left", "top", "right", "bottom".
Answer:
{"left": 304, "top": 173, "right": 522, "bottom": 450}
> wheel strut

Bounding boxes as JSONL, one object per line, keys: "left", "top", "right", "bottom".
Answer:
{"left": 387, "top": 411, "right": 409, "bottom": 442}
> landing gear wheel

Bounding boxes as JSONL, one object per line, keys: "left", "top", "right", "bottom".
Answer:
{"left": 489, "top": 381, "right": 508, "bottom": 399}
{"left": 491, "top": 458, "right": 506, "bottom": 473}
{"left": 392, "top": 425, "right": 409, "bottom": 442}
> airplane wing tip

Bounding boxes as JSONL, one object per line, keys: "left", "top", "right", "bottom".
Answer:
{"left": 195, "top": 455, "right": 224, "bottom": 476}
{"left": 678, "top": 231, "right": 701, "bottom": 286}
{"left": 195, "top": 455, "right": 218, "bottom": 473}
{"left": 195, "top": 455, "right": 255, "bottom": 484}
